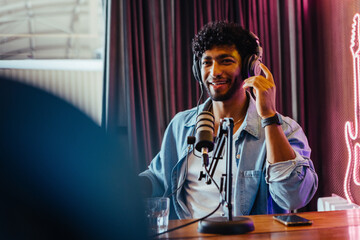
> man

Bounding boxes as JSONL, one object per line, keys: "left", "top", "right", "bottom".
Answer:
{"left": 140, "top": 21, "right": 318, "bottom": 220}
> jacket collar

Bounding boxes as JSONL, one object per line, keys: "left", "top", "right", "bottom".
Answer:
{"left": 242, "top": 94, "right": 261, "bottom": 139}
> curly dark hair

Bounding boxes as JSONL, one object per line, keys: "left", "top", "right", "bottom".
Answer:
{"left": 192, "top": 21, "right": 259, "bottom": 74}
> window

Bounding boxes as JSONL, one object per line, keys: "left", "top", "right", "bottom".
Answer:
{"left": 0, "top": 0, "right": 105, "bottom": 125}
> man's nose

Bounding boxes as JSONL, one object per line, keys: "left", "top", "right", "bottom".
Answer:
{"left": 210, "top": 61, "right": 223, "bottom": 78}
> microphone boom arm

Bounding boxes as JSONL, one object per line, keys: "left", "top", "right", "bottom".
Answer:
{"left": 205, "top": 122, "right": 227, "bottom": 184}
{"left": 203, "top": 118, "right": 234, "bottom": 221}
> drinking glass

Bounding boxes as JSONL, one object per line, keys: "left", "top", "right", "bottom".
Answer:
{"left": 144, "top": 197, "right": 170, "bottom": 235}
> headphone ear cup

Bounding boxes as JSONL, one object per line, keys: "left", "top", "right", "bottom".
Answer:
{"left": 245, "top": 32, "right": 263, "bottom": 78}
{"left": 192, "top": 55, "right": 201, "bottom": 82}
{"left": 247, "top": 54, "right": 262, "bottom": 77}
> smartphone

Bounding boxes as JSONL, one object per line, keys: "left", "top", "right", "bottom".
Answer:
{"left": 273, "top": 214, "right": 312, "bottom": 226}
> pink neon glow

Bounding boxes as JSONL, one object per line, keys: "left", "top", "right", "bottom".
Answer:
{"left": 344, "top": 13, "right": 360, "bottom": 203}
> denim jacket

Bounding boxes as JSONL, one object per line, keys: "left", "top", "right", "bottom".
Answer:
{"left": 140, "top": 96, "right": 318, "bottom": 219}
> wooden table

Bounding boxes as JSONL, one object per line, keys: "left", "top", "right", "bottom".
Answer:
{"left": 157, "top": 209, "right": 360, "bottom": 239}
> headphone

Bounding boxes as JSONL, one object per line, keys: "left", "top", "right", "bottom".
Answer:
{"left": 192, "top": 31, "right": 263, "bottom": 82}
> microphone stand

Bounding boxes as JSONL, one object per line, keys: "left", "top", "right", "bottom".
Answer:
{"left": 197, "top": 118, "right": 254, "bottom": 234}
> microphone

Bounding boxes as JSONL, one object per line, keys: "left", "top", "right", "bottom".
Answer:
{"left": 194, "top": 111, "right": 215, "bottom": 154}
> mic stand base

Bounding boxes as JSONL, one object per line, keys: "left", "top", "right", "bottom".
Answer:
{"left": 198, "top": 216, "right": 254, "bottom": 234}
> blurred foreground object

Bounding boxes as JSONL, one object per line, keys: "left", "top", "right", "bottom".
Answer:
{"left": 0, "top": 76, "right": 147, "bottom": 240}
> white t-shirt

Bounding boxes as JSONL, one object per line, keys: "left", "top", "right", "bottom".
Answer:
{"left": 183, "top": 126, "right": 241, "bottom": 219}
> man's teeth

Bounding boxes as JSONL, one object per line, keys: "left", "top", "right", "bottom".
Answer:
{"left": 210, "top": 81, "right": 227, "bottom": 85}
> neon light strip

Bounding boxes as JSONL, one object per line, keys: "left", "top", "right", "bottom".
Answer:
{"left": 344, "top": 13, "right": 360, "bottom": 203}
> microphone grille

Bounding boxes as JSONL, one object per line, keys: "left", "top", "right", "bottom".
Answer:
{"left": 195, "top": 111, "right": 215, "bottom": 152}
{"left": 196, "top": 111, "right": 214, "bottom": 133}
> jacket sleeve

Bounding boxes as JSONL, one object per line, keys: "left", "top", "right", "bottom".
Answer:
{"left": 139, "top": 153, "right": 165, "bottom": 197}
{"left": 265, "top": 118, "right": 319, "bottom": 210}
{"left": 139, "top": 115, "right": 182, "bottom": 197}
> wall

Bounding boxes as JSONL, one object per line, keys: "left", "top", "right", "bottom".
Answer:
{"left": 313, "top": 0, "right": 360, "bottom": 205}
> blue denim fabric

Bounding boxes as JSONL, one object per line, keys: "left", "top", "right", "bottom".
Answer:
{"left": 140, "top": 96, "right": 318, "bottom": 220}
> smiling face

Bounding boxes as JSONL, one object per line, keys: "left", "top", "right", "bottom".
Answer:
{"left": 201, "top": 45, "right": 244, "bottom": 102}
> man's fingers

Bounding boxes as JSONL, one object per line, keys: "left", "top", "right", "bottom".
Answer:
{"left": 259, "top": 63, "right": 274, "bottom": 84}
{"left": 243, "top": 76, "right": 272, "bottom": 90}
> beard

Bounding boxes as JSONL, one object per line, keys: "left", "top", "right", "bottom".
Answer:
{"left": 203, "top": 76, "right": 243, "bottom": 101}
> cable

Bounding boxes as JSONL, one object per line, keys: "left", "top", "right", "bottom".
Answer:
{"left": 165, "top": 145, "right": 191, "bottom": 198}
{"left": 196, "top": 81, "right": 204, "bottom": 115}
{"left": 149, "top": 202, "right": 221, "bottom": 239}
{"left": 165, "top": 82, "right": 205, "bottom": 198}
